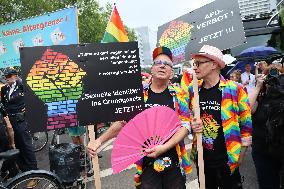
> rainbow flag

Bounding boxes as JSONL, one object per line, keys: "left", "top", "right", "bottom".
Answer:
{"left": 102, "top": 5, "right": 129, "bottom": 42}
{"left": 180, "top": 71, "right": 192, "bottom": 94}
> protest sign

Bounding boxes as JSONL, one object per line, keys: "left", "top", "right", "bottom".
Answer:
{"left": 20, "top": 42, "right": 144, "bottom": 132}
{"left": 157, "top": 0, "right": 246, "bottom": 64}
{"left": 0, "top": 7, "right": 78, "bottom": 68}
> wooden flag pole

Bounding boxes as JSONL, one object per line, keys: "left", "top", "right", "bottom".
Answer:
{"left": 88, "top": 125, "right": 102, "bottom": 189}
{"left": 192, "top": 72, "right": 205, "bottom": 189}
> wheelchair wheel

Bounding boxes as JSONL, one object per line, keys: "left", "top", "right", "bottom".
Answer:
{"left": 6, "top": 170, "right": 63, "bottom": 189}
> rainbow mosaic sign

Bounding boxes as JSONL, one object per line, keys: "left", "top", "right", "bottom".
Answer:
{"left": 26, "top": 49, "right": 86, "bottom": 130}
{"left": 157, "top": 0, "right": 246, "bottom": 64}
{"left": 159, "top": 21, "right": 193, "bottom": 64}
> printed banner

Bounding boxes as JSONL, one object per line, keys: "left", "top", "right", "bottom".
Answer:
{"left": 0, "top": 7, "right": 78, "bottom": 68}
{"left": 20, "top": 42, "right": 144, "bottom": 132}
{"left": 157, "top": 0, "right": 246, "bottom": 64}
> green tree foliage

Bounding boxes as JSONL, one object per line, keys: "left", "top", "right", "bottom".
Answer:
{"left": 125, "top": 26, "right": 137, "bottom": 42}
{"left": 280, "top": 6, "right": 284, "bottom": 27}
{"left": 0, "top": 0, "right": 136, "bottom": 43}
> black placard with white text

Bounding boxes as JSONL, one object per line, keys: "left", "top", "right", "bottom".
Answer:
{"left": 20, "top": 42, "right": 144, "bottom": 132}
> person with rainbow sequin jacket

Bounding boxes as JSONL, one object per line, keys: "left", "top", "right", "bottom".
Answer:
{"left": 187, "top": 45, "right": 252, "bottom": 189}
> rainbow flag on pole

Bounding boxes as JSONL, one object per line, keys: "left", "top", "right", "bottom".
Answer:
{"left": 180, "top": 71, "right": 192, "bottom": 94}
{"left": 102, "top": 5, "right": 129, "bottom": 42}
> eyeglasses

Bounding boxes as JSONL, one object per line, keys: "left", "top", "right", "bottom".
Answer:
{"left": 192, "top": 60, "right": 212, "bottom": 67}
{"left": 153, "top": 60, "right": 173, "bottom": 68}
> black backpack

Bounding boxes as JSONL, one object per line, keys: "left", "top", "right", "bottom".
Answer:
{"left": 263, "top": 74, "right": 284, "bottom": 157}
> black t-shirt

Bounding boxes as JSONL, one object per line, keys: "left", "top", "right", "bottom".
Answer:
{"left": 199, "top": 82, "right": 227, "bottom": 167}
{"left": 145, "top": 87, "right": 174, "bottom": 110}
{"left": 143, "top": 86, "right": 179, "bottom": 167}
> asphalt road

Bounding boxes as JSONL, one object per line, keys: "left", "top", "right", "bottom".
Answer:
{"left": 36, "top": 133, "right": 258, "bottom": 189}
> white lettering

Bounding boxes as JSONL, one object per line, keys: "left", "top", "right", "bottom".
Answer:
{"left": 102, "top": 96, "right": 142, "bottom": 105}
{"left": 205, "top": 10, "right": 224, "bottom": 20}
{"left": 197, "top": 12, "right": 230, "bottom": 30}
{"left": 91, "top": 101, "right": 102, "bottom": 106}
{"left": 113, "top": 88, "right": 139, "bottom": 96}
{"left": 115, "top": 106, "right": 136, "bottom": 114}
{"left": 81, "top": 92, "right": 111, "bottom": 100}
{"left": 198, "top": 30, "right": 223, "bottom": 44}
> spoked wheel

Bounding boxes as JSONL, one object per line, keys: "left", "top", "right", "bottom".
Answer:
{"left": 6, "top": 170, "right": 63, "bottom": 189}
{"left": 31, "top": 132, "right": 48, "bottom": 152}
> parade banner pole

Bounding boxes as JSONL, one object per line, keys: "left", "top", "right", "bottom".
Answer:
{"left": 75, "top": 6, "right": 80, "bottom": 44}
{"left": 192, "top": 72, "right": 205, "bottom": 189}
{"left": 88, "top": 125, "right": 102, "bottom": 189}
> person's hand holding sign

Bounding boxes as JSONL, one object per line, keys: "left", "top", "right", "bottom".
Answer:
{"left": 191, "top": 117, "right": 203, "bottom": 133}
{"left": 88, "top": 121, "right": 127, "bottom": 157}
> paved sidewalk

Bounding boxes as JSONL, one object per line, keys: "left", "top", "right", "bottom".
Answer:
{"left": 36, "top": 133, "right": 257, "bottom": 189}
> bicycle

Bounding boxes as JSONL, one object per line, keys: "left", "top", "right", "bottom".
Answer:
{"left": 30, "top": 128, "right": 98, "bottom": 188}
{"left": 49, "top": 129, "right": 93, "bottom": 189}
{"left": 0, "top": 149, "right": 63, "bottom": 189}
{"left": 31, "top": 131, "right": 48, "bottom": 152}
{"left": 50, "top": 129, "right": 66, "bottom": 146}
{"left": 32, "top": 122, "right": 110, "bottom": 153}
{"left": 31, "top": 129, "right": 65, "bottom": 152}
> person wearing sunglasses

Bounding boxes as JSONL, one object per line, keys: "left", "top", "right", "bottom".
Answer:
{"left": 88, "top": 47, "right": 202, "bottom": 189}
{"left": 1, "top": 68, "right": 38, "bottom": 188}
{"left": 188, "top": 45, "right": 252, "bottom": 189}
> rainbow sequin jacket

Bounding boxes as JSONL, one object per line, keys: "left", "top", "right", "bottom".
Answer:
{"left": 188, "top": 77, "right": 252, "bottom": 174}
{"left": 134, "top": 84, "right": 192, "bottom": 186}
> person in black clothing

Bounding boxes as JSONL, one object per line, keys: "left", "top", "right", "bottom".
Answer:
{"left": 0, "top": 80, "right": 15, "bottom": 149}
{"left": 0, "top": 103, "right": 18, "bottom": 180}
{"left": 0, "top": 105, "right": 9, "bottom": 152}
{"left": 0, "top": 68, "right": 37, "bottom": 174}
{"left": 249, "top": 63, "right": 284, "bottom": 189}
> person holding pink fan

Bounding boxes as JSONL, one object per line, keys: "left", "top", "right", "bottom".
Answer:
{"left": 88, "top": 46, "right": 202, "bottom": 189}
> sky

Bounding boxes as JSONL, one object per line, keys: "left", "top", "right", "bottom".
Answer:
{"left": 97, "top": 0, "right": 215, "bottom": 31}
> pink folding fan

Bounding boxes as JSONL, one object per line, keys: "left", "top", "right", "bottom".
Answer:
{"left": 111, "top": 106, "right": 181, "bottom": 174}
